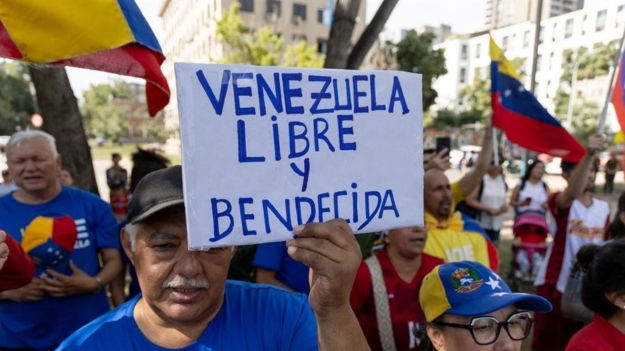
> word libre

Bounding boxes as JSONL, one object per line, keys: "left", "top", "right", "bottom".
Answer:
{"left": 175, "top": 63, "right": 424, "bottom": 249}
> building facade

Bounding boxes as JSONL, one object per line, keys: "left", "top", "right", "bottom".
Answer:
{"left": 485, "top": 0, "right": 584, "bottom": 30}
{"left": 433, "top": 1, "right": 625, "bottom": 125}
{"left": 158, "top": 0, "right": 366, "bottom": 154}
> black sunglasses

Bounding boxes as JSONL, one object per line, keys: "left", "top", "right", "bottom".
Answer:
{"left": 431, "top": 311, "right": 533, "bottom": 346}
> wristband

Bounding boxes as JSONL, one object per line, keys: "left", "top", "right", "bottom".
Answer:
{"left": 93, "top": 276, "right": 104, "bottom": 293}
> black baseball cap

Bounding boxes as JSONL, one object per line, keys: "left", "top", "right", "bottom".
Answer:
{"left": 126, "top": 165, "right": 185, "bottom": 224}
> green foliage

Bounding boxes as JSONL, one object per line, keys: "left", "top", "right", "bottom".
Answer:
{"left": 81, "top": 82, "right": 131, "bottom": 143}
{"left": 217, "top": 4, "right": 322, "bottom": 68}
{"left": 394, "top": 31, "right": 447, "bottom": 111}
{"left": 560, "top": 44, "right": 618, "bottom": 84}
{"left": 552, "top": 88, "right": 601, "bottom": 141}
{"left": 0, "top": 62, "right": 35, "bottom": 134}
{"left": 283, "top": 40, "right": 324, "bottom": 68}
{"left": 429, "top": 108, "right": 482, "bottom": 129}
{"left": 459, "top": 76, "right": 491, "bottom": 120}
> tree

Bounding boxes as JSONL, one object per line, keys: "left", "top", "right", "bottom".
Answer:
{"left": 394, "top": 31, "right": 447, "bottom": 112}
{"left": 0, "top": 63, "right": 35, "bottom": 134}
{"left": 216, "top": 3, "right": 321, "bottom": 67}
{"left": 459, "top": 77, "right": 491, "bottom": 120}
{"left": 29, "top": 66, "right": 98, "bottom": 194}
{"left": 81, "top": 82, "right": 132, "bottom": 144}
{"left": 429, "top": 108, "right": 482, "bottom": 129}
{"left": 346, "top": 0, "right": 399, "bottom": 69}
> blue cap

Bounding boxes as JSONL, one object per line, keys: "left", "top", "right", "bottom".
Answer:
{"left": 419, "top": 261, "right": 552, "bottom": 322}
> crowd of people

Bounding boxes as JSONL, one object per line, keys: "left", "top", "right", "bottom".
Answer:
{"left": 0, "top": 127, "right": 623, "bottom": 351}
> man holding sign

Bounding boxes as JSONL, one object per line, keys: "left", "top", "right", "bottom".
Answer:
{"left": 58, "top": 166, "right": 371, "bottom": 350}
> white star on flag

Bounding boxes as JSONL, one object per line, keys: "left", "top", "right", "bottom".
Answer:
{"left": 486, "top": 276, "right": 502, "bottom": 290}
{"left": 518, "top": 86, "right": 525, "bottom": 92}
{"left": 504, "top": 89, "right": 512, "bottom": 97}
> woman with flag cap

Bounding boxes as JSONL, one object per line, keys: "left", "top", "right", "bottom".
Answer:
{"left": 417, "top": 261, "right": 552, "bottom": 351}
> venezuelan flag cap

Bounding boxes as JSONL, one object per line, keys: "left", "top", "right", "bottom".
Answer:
{"left": 21, "top": 216, "right": 78, "bottom": 254}
{"left": 419, "top": 261, "right": 552, "bottom": 322}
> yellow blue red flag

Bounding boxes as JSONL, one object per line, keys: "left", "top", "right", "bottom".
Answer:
{"left": 490, "top": 35, "right": 585, "bottom": 162}
{"left": 0, "top": 0, "right": 169, "bottom": 116}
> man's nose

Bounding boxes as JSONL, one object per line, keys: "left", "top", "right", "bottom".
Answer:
{"left": 174, "top": 250, "right": 203, "bottom": 278}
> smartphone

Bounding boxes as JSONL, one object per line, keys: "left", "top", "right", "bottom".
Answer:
{"left": 436, "top": 137, "right": 451, "bottom": 157}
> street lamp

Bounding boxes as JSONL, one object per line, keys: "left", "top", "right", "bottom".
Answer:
{"left": 565, "top": 48, "right": 605, "bottom": 131}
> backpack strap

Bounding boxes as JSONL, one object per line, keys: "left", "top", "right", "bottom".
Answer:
{"left": 365, "top": 255, "right": 397, "bottom": 351}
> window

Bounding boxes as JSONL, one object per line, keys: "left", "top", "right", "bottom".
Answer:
{"left": 502, "top": 36, "right": 508, "bottom": 50}
{"left": 475, "top": 43, "right": 481, "bottom": 58}
{"left": 549, "top": 52, "right": 554, "bottom": 69}
{"left": 538, "top": 25, "right": 544, "bottom": 44}
{"left": 551, "top": 23, "right": 557, "bottom": 42}
{"left": 317, "top": 8, "right": 324, "bottom": 23}
{"left": 239, "top": 0, "right": 254, "bottom": 12}
{"left": 596, "top": 9, "right": 606, "bottom": 32}
{"left": 461, "top": 44, "right": 468, "bottom": 60}
{"left": 317, "top": 38, "right": 328, "bottom": 54}
{"left": 565, "top": 18, "right": 574, "bottom": 38}
{"left": 266, "top": 0, "right": 281, "bottom": 17}
{"left": 617, "top": 5, "right": 625, "bottom": 28}
{"left": 523, "top": 30, "right": 530, "bottom": 48}
{"left": 292, "top": 34, "right": 307, "bottom": 45}
{"left": 293, "top": 3, "right": 307, "bottom": 21}
{"left": 581, "top": 14, "right": 587, "bottom": 35}
{"left": 459, "top": 68, "right": 466, "bottom": 83}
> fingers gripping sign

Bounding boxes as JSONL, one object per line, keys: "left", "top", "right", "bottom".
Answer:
{"left": 0, "top": 231, "right": 8, "bottom": 271}
{"left": 286, "top": 219, "right": 362, "bottom": 314}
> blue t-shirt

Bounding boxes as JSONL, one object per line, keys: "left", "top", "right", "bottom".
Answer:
{"left": 57, "top": 280, "right": 319, "bottom": 351}
{"left": 0, "top": 186, "right": 120, "bottom": 351}
{"left": 253, "top": 242, "right": 311, "bottom": 294}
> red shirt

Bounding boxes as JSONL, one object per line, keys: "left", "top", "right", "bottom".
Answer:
{"left": 565, "top": 314, "right": 625, "bottom": 351}
{"left": 110, "top": 193, "right": 129, "bottom": 215}
{"left": 350, "top": 250, "right": 444, "bottom": 351}
{"left": 0, "top": 233, "right": 35, "bottom": 292}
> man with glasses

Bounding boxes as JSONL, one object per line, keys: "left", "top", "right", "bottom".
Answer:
{"left": 417, "top": 261, "right": 552, "bottom": 351}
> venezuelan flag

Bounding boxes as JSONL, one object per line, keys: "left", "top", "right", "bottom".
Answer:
{"left": 490, "top": 36, "right": 585, "bottom": 162}
{"left": 0, "top": 0, "right": 169, "bottom": 116}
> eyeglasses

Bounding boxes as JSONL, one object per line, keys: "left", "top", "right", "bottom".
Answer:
{"left": 432, "top": 311, "right": 533, "bottom": 346}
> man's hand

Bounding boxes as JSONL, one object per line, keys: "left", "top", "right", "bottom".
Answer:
{"left": 488, "top": 207, "right": 500, "bottom": 216}
{"left": 41, "top": 261, "right": 98, "bottom": 297}
{"left": 0, "top": 278, "right": 45, "bottom": 302}
{"left": 286, "top": 219, "right": 361, "bottom": 316}
{"left": 424, "top": 149, "right": 451, "bottom": 171}
{"left": 587, "top": 134, "right": 605, "bottom": 153}
{"left": 0, "top": 231, "right": 7, "bottom": 271}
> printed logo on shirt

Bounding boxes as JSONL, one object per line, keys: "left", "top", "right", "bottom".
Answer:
{"left": 74, "top": 218, "right": 91, "bottom": 249}
{"left": 568, "top": 219, "right": 604, "bottom": 240}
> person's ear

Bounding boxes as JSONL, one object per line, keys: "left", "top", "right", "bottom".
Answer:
{"left": 605, "top": 291, "right": 625, "bottom": 310}
{"left": 427, "top": 324, "right": 445, "bottom": 350}
{"left": 56, "top": 154, "right": 63, "bottom": 169}
{"left": 120, "top": 228, "right": 135, "bottom": 265}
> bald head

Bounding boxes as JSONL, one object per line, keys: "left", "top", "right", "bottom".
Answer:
{"left": 424, "top": 169, "right": 453, "bottom": 220}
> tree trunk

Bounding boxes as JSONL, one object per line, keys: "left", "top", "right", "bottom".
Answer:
{"left": 28, "top": 65, "right": 99, "bottom": 195}
{"left": 323, "top": 0, "right": 362, "bottom": 69}
{"left": 347, "top": 0, "right": 399, "bottom": 69}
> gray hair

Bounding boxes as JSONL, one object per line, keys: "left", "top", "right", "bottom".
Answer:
{"left": 124, "top": 222, "right": 139, "bottom": 251}
{"left": 7, "top": 130, "right": 58, "bottom": 157}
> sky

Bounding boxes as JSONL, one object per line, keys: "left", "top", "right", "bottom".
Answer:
{"left": 66, "top": 0, "right": 487, "bottom": 97}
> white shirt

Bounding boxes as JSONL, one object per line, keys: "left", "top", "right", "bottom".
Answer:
{"left": 516, "top": 180, "right": 548, "bottom": 214}
{"left": 0, "top": 182, "right": 17, "bottom": 198}
{"left": 478, "top": 174, "right": 506, "bottom": 230}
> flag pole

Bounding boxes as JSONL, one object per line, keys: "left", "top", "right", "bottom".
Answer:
{"left": 598, "top": 24, "right": 625, "bottom": 134}
{"left": 493, "top": 127, "right": 499, "bottom": 165}
{"left": 521, "top": 0, "right": 544, "bottom": 174}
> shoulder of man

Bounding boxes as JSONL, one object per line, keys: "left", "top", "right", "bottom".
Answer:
{"left": 56, "top": 299, "right": 136, "bottom": 350}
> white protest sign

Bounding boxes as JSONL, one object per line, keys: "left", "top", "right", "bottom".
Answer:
{"left": 175, "top": 63, "right": 423, "bottom": 249}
